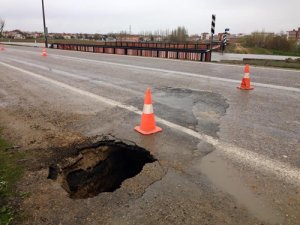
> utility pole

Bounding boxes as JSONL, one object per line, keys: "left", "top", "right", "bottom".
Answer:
{"left": 41, "top": 0, "right": 48, "bottom": 48}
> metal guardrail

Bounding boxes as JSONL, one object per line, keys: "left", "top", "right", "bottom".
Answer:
{"left": 51, "top": 42, "right": 214, "bottom": 62}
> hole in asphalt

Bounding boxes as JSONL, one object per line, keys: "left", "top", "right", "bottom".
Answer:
{"left": 48, "top": 138, "right": 156, "bottom": 199}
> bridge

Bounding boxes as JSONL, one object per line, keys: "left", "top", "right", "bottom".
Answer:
{"left": 51, "top": 41, "right": 222, "bottom": 62}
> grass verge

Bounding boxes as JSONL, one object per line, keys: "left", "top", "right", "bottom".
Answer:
{"left": 225, "top": 43, "right": 300, "bottom": 57}
{"left": 0, "top": 136, "right": 24, "bottom": 225}
{"left": 219, "top": 58, "right": 300, "bottom": 70}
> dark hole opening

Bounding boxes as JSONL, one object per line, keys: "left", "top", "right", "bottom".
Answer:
{"left": 48, "top": 140, "right": 156, "bottom": 199}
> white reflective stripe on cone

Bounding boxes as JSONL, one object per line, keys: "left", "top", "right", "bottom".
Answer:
{"left": 244, "top": 73, "right": 250, "bottom": 78}
{"left": 143, "top": 104, "right": 154, "bottom": 114}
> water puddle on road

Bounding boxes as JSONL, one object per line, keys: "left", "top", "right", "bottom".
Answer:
{"left": 200, "top": 151, "right": 283, "bottom": 224}
{"left": 153, "top": 87, "right": 229, "bottom": 137}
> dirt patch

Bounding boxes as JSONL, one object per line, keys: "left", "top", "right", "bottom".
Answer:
{"left": 48, "top": 136, "right": 156, "bottom": 199}
{"left": 233, "top": 43, "right": 251, "bottom": 54}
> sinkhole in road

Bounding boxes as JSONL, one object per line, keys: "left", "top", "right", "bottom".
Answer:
{"left": 48, "top": 138, "right": 156, "bottom": 199}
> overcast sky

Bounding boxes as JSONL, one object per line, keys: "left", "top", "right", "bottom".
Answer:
{"left": 1, "top": 0, "right": 299, "bottom": 34}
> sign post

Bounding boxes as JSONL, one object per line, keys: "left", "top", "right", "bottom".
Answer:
{"left": 210, "top": 14, "right": 216, "bottom": 61}
{"left": 222, "top": 28, "right": 230, "bottom": 53}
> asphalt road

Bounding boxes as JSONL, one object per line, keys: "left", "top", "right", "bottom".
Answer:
{"left": 0, "top": 45, "right": 300, "bottom": 225}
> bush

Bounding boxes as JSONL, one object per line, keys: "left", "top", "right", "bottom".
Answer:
{"left": 242, "top": 31, "right": 297, "bottom": 52}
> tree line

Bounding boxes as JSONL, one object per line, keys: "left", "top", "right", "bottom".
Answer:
{"left": 139, "top": 26, "right": 189, "bottom": 43}
{"left": 242, "top": 31, "right": 299, "bottom": 52}
{"left": 0, "top": 18, "right": 5, "bottom": 38}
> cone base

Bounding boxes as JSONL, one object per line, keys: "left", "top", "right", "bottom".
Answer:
{"left": 42, "top": 54, "right": 47, "bottom": 56}
{"left": 237, "top": 86, "right": 254, "bottom": 90}
{"left": 134, "top": 126, "right": 162, "bottom": 135}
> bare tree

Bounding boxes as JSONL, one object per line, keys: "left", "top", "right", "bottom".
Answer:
{"left": 0, "top": 18, "right": 5, "bottom": 38}
{"left": 168, "top": 26, "right": 189, "bottom": 43}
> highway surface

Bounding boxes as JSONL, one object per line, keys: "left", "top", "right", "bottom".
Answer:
{"left": 0, "top": 45, "right": 299, "bottom": 225}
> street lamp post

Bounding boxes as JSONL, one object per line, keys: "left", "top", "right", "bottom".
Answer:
{"left": 41, "top": 0, "right": 48, "bottom": 48}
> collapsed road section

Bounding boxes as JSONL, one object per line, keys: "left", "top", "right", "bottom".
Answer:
{"left": 48, "top": 136, "right": 156, "bottom": 199}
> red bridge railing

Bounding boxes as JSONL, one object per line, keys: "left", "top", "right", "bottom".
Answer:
{"left": 51, "top": 42, "right": 214, "bottom": 62}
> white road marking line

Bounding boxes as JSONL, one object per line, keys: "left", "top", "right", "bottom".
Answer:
{"left": 3, "top": 47, "right": 300, "bottom": 93}
{"left": 5, "top": 57, "right": 141, "bottom": 95}
{"left": 4, "top": 45, "right": 300, "bottom": 73}
{"left": 1, "top": 61, "right": 300, "bottom": 186}
{"left": 49, "top": 54, "right": 300, "bottom": 93}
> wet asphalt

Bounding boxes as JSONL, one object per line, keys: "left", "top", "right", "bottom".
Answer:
{"left": 0, "top": 45, "right": 300, "bottom": 225}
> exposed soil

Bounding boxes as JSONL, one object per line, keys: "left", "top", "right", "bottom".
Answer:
{"left": 48, "top": 137, "right": 156, "bottom": 199}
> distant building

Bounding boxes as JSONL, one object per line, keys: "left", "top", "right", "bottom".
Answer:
{"left": 6, "top": 30, "right": 26, "bottom": 39}
{"left": 63, "top": 35, "right": 71, "bottom": 39}
{"left": 201, "top": 32, "right": 210, "bottom": 40}
{"left": 125, "top": 35, "right": 140, "bottom": 42}
{"left": 188, "top": 34, "right": 201, "bottom": 42}
{"left": 252, "top": 32, "right": 275, "bottom": 37}
{"left": 106, "top": 36, "right": 117, "bottom": 42}
{"left": 287, "top": 28, "right": 300, "bottom": 41}
{"left": 153, "top": 35, "right": 163, "bottom": 42}
{"left": 14, "top": 34, "right": 25, "bottom": 39}
{"left": 115, "top": 34, "right": 138, "bottom": 42}
{"left": 236, "top": 33, "right": 246, "bottom": 37}
{"left": 218, "top": 33, "right": 230, "bottom": 41}
{"left": 213, "top": 34, "right": 219, "bottom": 40}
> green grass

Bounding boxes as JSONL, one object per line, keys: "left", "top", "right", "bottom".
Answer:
{"left": 244, "top": 59, "right": 300, "bottom": 69}
{"left": 0, "top": 137, "right": 24, "bottom": 225}
{"left": 225, "top": 43, "right": 300, "bottom": 57}
{"left": 247, "top": 47, "right": 273, "bottom": 55}
{"left": 219, "top": 58, "right": 300, "bottom": 70}
{"left": 270, "top": 49, "right": 300, "bottom": 57}
{"left": 248, "top": 47, "right": 300, "bottom": 57}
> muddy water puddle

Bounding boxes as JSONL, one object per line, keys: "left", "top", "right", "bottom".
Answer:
{"left": 200, "top": 151, "right": 283, "bottom": 224}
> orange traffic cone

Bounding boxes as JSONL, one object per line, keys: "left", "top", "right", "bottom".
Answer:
{"left": 135, "top": 88, "right": 162, "bottom": 135}
{"left": 42, "top": 48, "right": 47, "bottom": 56}
{"left": 237, "top": 64, "right": 253, "bottom": 90}
{"left": 0, "top": 44, "right": 4, "bottom": 51}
